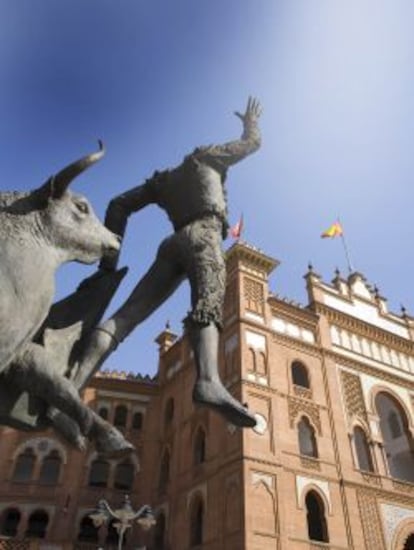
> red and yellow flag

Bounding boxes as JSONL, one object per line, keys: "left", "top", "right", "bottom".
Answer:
{"left": 321, "top": 221, "right": 343, "bottom": 238}
{"left": 230, "top": 214, "right": 244, "bottom": 239}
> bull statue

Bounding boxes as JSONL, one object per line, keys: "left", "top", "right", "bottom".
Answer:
{"left": 0, "top": 143, "right": 134, "bottom": 457}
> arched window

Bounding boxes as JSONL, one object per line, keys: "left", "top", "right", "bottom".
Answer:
{"left": 388, "top": 411, "right": 402, "bottom": 439}
{"left": 190, "top": 497, "right": 204, "bottom": 547}
{"left": 114, "top": 405, "right": 128, "bottom": 428}
{"left": 353, "top": 427, "right": 374, "bottom": 472}
{"left": 158, "top": 451, "right": 170, "bottom": 495}
{"left": 88, "top": 459, "right": 110, "bottom": 487}
{"left": 77, "top": 516, "right": 99, "bottom": 543}
{"left": 291, "top": 361, "right": 310, "bottom": 388}
{"left": 132, "top": 411, "right": 143, "bottom": 430}
{"left": 98, "top": 406, "right": 109, "bottom": 420}
{"left": 164, "top": 398, "right": 174, "bottom": 428}
{"left": 153, "top": 512, "right": 166, "bottom": 549}
{"left": 376, "top": 392, "right": 414, "bottom": 482}
{"left": 39, "top": 450, "right": 62, "bottom": 485}
{"left": 26, "top": 510, "right": 49, "bottom": 539}
{"left": 194, "top": 428, "right": 206, "bottom": 466}
{"left": 298, "top": 417, "right": 318, "bottom": 458}
{"left": 114, "top": 461, "right": 134, "bottom": 491}
{"left": 404, "top": 533, "right": 414, "bottom": 549}
{"left": 257, "top": 352, "right": 267, "bottom": 376}
{"left": 248, "top": 348, "right": 256, "bottom": 372}
{"left": 12, "top": 447, "right": 36, "bottom": 482}
{"left": 1, "top": 508, "right": 21, "bottom": 537}
{"left": 305, "top": 491, "right": 329, "bottom": 542}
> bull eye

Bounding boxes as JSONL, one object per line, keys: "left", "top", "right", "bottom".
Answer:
{"left": 75, "top": 201, "right": 89, "bottom": 214}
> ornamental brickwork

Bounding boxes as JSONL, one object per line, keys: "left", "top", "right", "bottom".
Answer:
{"left": 357, "top": 490, "right": 386, "bottom": 550}
{"left": 0, "top": 242, "right": 413, "bottom": 550}
{"left": 340, "top": 370, "right": 369, "bottom": 425}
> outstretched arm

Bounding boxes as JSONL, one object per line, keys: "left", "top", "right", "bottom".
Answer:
{"left": 100, "top": 178, "right": 156, "bottom": 270}
{"left": 196, "top": 97, "right": 262, "bottom": 170}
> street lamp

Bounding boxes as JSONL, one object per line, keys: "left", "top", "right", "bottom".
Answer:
{"left": 89, "top": 494, "right": 156, "bottom": 550}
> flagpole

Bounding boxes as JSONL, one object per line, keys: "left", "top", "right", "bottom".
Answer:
{"left": 338, "top": 217, "right": 354, "bottom": 274}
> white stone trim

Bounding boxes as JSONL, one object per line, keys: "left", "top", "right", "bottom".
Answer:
{"left": 323, "top": 294, "right": 408, "bottom": 339}
{"left": 245, "top": 312, "right": 264, "bottom": 323}
{"left": 253, "top": 414, "right": 268, "bottom": 435}
{"left": 245, "top": 330, "right": 266, "bottom": 351}
{"left": 251, "top": 471, "right": 273, "bottom": 490}
{"left": 96, "top": 390, "right": 150, "bottom": 402}
{"left": 380, "top": 502, "right": 414, "bottom": 549}
{"left": 272, "top": 317, "right": 315, "bottom": 344}
{"left": 296, "top": 476, "right": 332, "bottom": 514}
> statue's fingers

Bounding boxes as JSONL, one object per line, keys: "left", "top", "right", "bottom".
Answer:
{"left": 254, "top": 98, "right": 260, "bottom": 114}
{"left": 254, "top": 100, "right": 262, "bottom": 117}
{"left": 245, "top": 96, "right": 251, "bottom": 113}
{"left": 234, "top": 111, "right": 243, "bottom": 120}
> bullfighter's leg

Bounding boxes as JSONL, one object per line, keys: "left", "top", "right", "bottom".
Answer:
{"left": 7, "top": 344, "right": 93, "bottom": 436}
{"left": 184, "top": 218, "right": 257, "bottom": 428}
{"left": 73, "top": 250, "right": 185, "bottom": 390}
{"left": 189, "top": 323, "right": 256, "bottom": 428}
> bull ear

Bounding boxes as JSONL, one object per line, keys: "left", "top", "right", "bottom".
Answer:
{"left": 51, "top": 140, "right": 105, "bottom": 198}
{"left": 35, "top": 141, "right": 105, "bottom": 200}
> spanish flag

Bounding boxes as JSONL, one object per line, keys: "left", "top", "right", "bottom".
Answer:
{"left": 321, "top": 221, "right": 343, "bottom": 238}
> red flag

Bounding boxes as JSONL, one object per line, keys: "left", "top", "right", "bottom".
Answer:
{"left": 230, "top": 215, "right": 244, "bottom": 239}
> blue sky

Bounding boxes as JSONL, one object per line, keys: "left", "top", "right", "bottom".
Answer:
{"left": 1, "top": 1, "right": 413, "bottom": 376}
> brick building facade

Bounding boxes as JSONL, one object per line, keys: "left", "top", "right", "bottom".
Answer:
{"left": 1, "top": 241, "right": 414, "bottom": 549}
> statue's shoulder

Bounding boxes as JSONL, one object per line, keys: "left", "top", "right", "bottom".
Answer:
{"left": 182, "top": 146, "right": 217, "bottom": 170}
{"left": 190, "top": 145, "right": 215, "bottom": 158}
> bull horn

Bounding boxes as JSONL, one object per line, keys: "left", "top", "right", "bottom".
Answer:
{"left": 45, "top": 140, "right": 105, "bottom": 198}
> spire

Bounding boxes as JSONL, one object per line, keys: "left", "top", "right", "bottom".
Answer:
{"left": 155, "top": 321, "right": 178, "bottom": 354}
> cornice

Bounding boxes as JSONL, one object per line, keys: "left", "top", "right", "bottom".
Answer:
{"left": 282, "top": 466, "right": 339, "bottom": 483}
{"left": 91, "top": 375, "right": 158, "bottom": 395}
{"left": 269, "top": 299, "right": 319, "bottom": 330}
{"left": 346, "top": 478, "right": 414, "bottom": 508}
{"left": 242, "top": 379, "right": 278, "bottom": 396}
{"left": 243, "top": 455, "right": 281, "bottom": 469}
{"left": 270, "top": 331, "right": 322, "bottom": 358}
{"left": 315, "top": 303, "right": 414, "bottom": 354}
{"left": 226, "top": 241, "right": 279, "bottom": 275}
{"left": 325, "top": 349, "right": 414, "bottom": 391}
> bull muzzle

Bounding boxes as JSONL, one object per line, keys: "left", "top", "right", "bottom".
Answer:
{"left": 100, "top": 232, "right": 122, "bottom": 271}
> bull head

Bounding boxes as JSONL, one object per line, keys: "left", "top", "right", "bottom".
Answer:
{"left": 37, "top": 140, "right": 105, "bottom": 200}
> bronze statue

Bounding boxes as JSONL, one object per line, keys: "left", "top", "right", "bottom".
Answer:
{"left": 0, "top": 144, "right": 134, "bottom": 456}
{"left": 75, "top": 97, "right": 262, "bottom": 428}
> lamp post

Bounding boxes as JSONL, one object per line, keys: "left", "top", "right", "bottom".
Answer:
{"left": 89, "top": 494, "right": 156, "bottom": 550}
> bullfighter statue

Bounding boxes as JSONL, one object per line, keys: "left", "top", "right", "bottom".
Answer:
{"left": 75, "top": 97, "right": 262, "bottom": 428}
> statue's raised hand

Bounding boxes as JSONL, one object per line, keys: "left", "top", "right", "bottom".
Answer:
{"left": 234, "top": 96, "right": 262, "bottom": 127}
